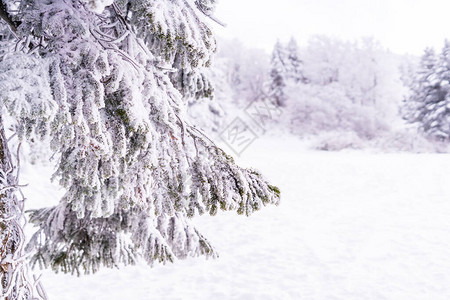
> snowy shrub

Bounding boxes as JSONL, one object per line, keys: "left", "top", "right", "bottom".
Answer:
{"left": 285, "top": 83, "right": 390, "bottom": 140}
{"left": 312, "top": 131, "right": 365, "bottom": 151}
{"left": 372, "top": 129, "right": 446, "bottom": 152}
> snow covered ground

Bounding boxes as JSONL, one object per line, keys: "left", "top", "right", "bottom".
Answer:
{"left": 22, "top": 135, "right": 450, "bottom": 300}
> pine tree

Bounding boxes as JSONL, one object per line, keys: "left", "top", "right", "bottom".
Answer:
{"left": 269, "top": 40, "right": 287, "bottom": 106}
{"left": 403, "top": 43, "right": 450, "bottom": 140}
{"left": 0, "top": 0, "right": 280, "bottom": 278}
{"left": 403, "top": 48, "right": 438, "bottom": 128}
{"left": 286, "top": 37, "right": 307, "bottom": 83}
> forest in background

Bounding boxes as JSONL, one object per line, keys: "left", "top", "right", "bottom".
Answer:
{"left": 188, "top": 36, "right": 450, "bottom": 153}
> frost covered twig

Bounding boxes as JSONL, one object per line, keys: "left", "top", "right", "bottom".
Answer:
{"left": 0, "top": 114, "right": 47, "bottom": 299}
{"left": 0, "top": 0, "right": 19, "bottom": 34}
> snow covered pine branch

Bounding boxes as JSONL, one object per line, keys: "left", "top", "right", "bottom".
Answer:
{"left": 0, "top": 0, "right": 280, "bottom": 278}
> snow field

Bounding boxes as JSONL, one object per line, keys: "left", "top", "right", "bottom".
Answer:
{"left": 22, "top": 136, "right": 450, "bottom": 299}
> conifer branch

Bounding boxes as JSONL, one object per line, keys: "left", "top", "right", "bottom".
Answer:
{"left": 0, "top": 0, "right": 19, "bottom": 34}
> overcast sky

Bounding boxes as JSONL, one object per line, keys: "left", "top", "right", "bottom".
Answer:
{"left": 211, "top": 0, "right": 450, "bottom": 55}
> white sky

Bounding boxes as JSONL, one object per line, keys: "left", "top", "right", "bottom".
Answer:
{"left": 212, "top": 0, "right": 450, "bottom": 55}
